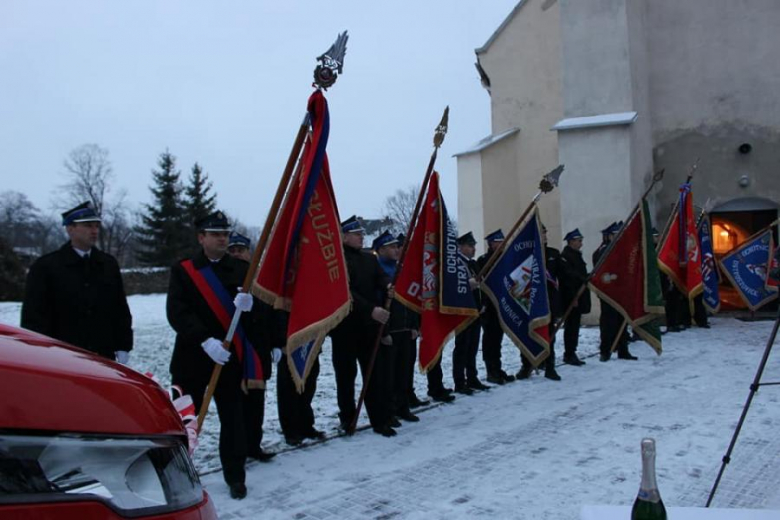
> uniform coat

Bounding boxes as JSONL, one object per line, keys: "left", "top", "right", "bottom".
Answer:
{"left": 329, "top": 244, "right": 392, "bottom": 429}
{"left": 559, "top": 244, "right": 591, "bottom": 357}
{"left": 21, "top": 242, "right": 132, "bottom": 359}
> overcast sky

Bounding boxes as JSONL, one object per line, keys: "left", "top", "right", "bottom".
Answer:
{"left": 0, "top": 1, "right": 519, "bottom": 227}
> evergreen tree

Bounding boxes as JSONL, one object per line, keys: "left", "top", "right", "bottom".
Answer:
{"left": 183, "top": 162, "right": 217, "bottom": 246}
{"left": 135, "top": 151, "right": 188, "bottom": 266}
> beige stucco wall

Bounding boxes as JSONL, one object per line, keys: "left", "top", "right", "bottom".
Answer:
{"left": 646, "top": 0, "right": 780, "bottom": 220}
{"left": 473, "top": 0, "right": 563, "bottom": 244}
{"left": 456, "top": 152, "right": 485, "bottom": 255}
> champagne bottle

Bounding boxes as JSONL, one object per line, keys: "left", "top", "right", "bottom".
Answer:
{"left": 631, "top": 438, "right": 667, "bottom": 520}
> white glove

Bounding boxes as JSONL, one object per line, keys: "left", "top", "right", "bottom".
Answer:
{"left": 234, "top": 292, "right": 253, "bottom": 313}
{"left": 380, "top": 335, "right": 393, "bottom": 346}
{"left": 272, "top": 348, "right": 283, "bottom": 364}
{"left": 115, "top": 351, "right": 130, "bottom": 365}
{"left": 201, "top": 338, "right": 231, "bottom": 365}
{"left": 371, "top": 307, "right": 390, "bottom": 324}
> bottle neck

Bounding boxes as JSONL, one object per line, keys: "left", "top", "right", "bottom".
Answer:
{"left": 638, "top": 440, "right": 661, "bottom": 503}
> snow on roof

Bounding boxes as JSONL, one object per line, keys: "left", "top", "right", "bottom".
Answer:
{"left": 551, "top": 111, "right": 638, "bottom": 131}
{"left": 453, "top": 127, "right": 520, "bottom": 158}
{"left": 475, "top": 0, "right": 529, "bottom": 55}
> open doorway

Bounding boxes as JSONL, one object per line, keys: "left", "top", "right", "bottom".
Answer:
{"left": 710, "top": 198, "right": 778, "bottom": 311}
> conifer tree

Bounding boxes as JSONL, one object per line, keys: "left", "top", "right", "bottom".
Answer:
{"left": 183, "top": 162, "right": 217, "bottom": 246}
{"left": 135, "top": 151, "right": 188, "bottom": 266}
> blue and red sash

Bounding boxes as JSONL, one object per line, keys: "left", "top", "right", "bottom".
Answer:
{"left": 181, "top": 260, "right": 265, "bottom": 389}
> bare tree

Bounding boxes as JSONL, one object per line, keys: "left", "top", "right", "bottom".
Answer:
{"left": 56, "top": 144, "right": 132, "bottom": 261}
{"left": 0, "top": 191, "right": 62, "bottom": 258}
{"left": 382, "top": 184, "right": 419, "bottom": 235}
{"left": 0, "top": 191, "right": 39, "bottom": 247}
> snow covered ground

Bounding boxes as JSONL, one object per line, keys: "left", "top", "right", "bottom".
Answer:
{"left": 3, "top": 294, "right": 780, "bottom": 519}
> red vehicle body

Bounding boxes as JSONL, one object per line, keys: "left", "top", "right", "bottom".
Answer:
{"left": 0, "top": 324, "right": 217, "bottom": 519}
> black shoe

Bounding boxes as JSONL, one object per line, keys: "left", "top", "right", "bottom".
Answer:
{"left": 430, "top": 391, "right": 456, "bottom": 403}
{"left": 564, "top": 355, "right": 586, "bottom": 366}
{"left": 229, "top": 482, "right": 247, "bottom": 500}
{"left": 486, "top": 373, "right": 506, "bottom": 385}
{"left": 409, "top": 394, "right": 430, "bottom": 408}
{"left": 441, "top": 386, "right": 454, "bottom": 394}
{"left": 454, "top": 384, "right": 474, "bottom": 395}
{"left": 467, "top": 379, "right": 490, "bottom": 391}
{"left": 515, "top": 366, "right": 533, "bottom": 380}
{"left": 617, "top": 353, "right": 638, "bottom": 360}
{"left": 285, "top": 435, "right": 303, "bottom": 446}
{"left": 499, "top": 370, "right": 516, "bottom": 383}
{"left": 599, "top": 353, "right": 610, "bottom": 362}
{"left": 247, "top": 448, "right": 276, "bottom": 462}
{"left": 302, "top": 428, "right": 326, "bottom": 440}
{"left": 667, "top": 325, "right": 682, "bottom": 333}
{"left": 698, "top": 323, "right": 711, "bottom": 329}
{"left": 397, "top": 410, "right": 420, "bottom": 422}
{"left": 544, "top": 369, "right": 561, "bottom": 381}
{"left": 373, "top": 425, "right": 397, "bottom": 437}
{"left": 388, "top": 416, "right": 402, "bottom": 428}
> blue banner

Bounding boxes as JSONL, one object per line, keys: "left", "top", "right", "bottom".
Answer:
{"left": 718, "top": 230, "right": 778, "bottom": 311}
{"left": 439, "top": 194, "right": 477, "bottom": 315}
{"left": 698, "top": 215, "right": 720, "bottom": 313}
{"left": 482, "top": 209, "right": 550, "bottom": 365}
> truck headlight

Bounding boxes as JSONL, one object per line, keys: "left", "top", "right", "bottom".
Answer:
{"left": 0, "top": 433, "right": 203, "bottom": 517}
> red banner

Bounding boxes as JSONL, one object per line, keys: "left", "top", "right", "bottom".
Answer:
{"left": 395, "top": 172, "right": 476, "bottom": 372}
{"left": 589, "top": 200, "right": 664, "bottom": 353}
{"left": 253, "top": 91, "right": 349, "bottom": 391}
{"left": 658, "top": 183, "right": 703, "bottom": 299}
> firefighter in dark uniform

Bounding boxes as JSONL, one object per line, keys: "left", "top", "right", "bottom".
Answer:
{"left": 516, "top": 224, "right": 562, "bottom": 381}
{"left": 477, "top": 229, "right": 516, "bottom": 384}
{"left": 452, "top": 232, "right": 491, "bottom": 393}
{"left": 593, "top": 222, "right": 637, "bottom": 362}
{"left": 374, "top": 230, "right": 421, "bottom": 423}
{"left": 22, "top": 201, "right": 133, "bottom": 363}
{"left": 559, "top": 228, "right": 590, "bottom": 366}
{"left": 329, "top": 216, "right": 397, "bottom": 437}
{"left": 227, "top": 231, "right": 252, "bottom": 262}
{"left": 167, "top": 211, "right": 280, "bottom": 500}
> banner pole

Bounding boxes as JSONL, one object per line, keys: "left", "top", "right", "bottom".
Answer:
{"left": 475, "top": 165, "right": 564, "bottom": 282}
{"left": 706, "top": 309, "right": 780, "bottom": 506}
{"left": 348, "top": 107, "right": 449, "bottom": 435}
{"left": 197, "top": 31, "right": 350, "bottom": 432}
{"left": 197, "top": 114, "right": 310, "bottom": 431}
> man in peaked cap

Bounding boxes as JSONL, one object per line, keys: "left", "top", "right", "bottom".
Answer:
{"left": 558, "top": 228, "right": 590, "bottom": 366}
{"left": 22, "top": 201, "right": 133, "bottom": 364}
{"left": 329, "top": 216, "right": 398, "bottom": 437}
{"left": 452, "top": 231, "right": 491, "bottom": 393}
{"left": 373, "top": 230, "right": 421, "bottom": 423}
{"left": 167, "top": 210, "right": 283, "bottom": 499}
{"left": 227, "top": 231, "right": 252, "bottom": 262}
{"left": 476, "top": 228, "right": 516, "bottom": 384}
{"left": 593, "top": 222, "right": 636, "bottom": 362}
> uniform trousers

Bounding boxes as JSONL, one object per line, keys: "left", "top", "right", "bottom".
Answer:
{"left": 331, "top": 328, "right": 391, "bottom": 429}
{"left": 390, "top": 330, "right": 414, "bottom": 414}
{"left": 177, "top": 368, "right": 264, "bottom": 486}
{"left": 481, "top": 312, "right": 505, "bottom": 375}
{"left": 563, "top": 308, "right": 582, "bottom": 357}
{"left": 453, "top": 320, "right": 481, "bottom": 386}
{"left": 277, "top": 355, "right": 319, "bottom": 439}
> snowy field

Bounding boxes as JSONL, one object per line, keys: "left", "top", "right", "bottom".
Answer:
{"left": 3, "top": 294, "right": 780, "bottom": 519}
